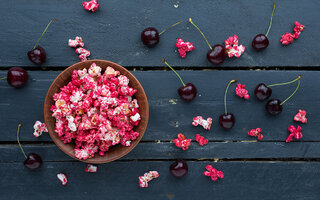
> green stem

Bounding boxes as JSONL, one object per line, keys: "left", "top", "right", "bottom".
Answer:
{"left": 159, "top": 21, "right": 182, "bottom": 35}
{"left": 280, "top": 79, "right": 301, "bottom": 106}
{"left": 224, "top": 80, "right": 237, "bottom": 115}
{"left": 0, "top": 77, "right": 7, "bottom": 80}
{"left": 17, "top": 123, "right": 27, "bottom": 159}
{"left": 33, "top": 18, "right": 57, "bottom": 49}
{"left": 265, "top": 3, "right": 276, "bottom": 37}
{"left": 267, "top": 75, "right": 301, "bottom": 87}
{"left": 189, "top": 18, "right": 212, "bottom": 50}
{"left": 162, "top": 59, "right": 186, "bottom": 87}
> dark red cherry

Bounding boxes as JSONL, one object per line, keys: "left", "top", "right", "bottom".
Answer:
{"left": 254, "top": 83, "right": 272, "bottom": 101}
{"left": 266, "top": 99, "right": 282, "bottom": 115}
{"left": 24, "top": 153, "right": 42, "bottom": 170}
{"left": 7, "top": 67, "right": 28, "bottom": 88}
{"left": 252, "top": 34, "right": 269, "bottom": 50}
{"left": 178, "top": 83, "right": 197, "bottom": 101}
{"left": 207, "top": 44, "right": 227, "bottom": 65}
{"left": 219, "top": 113, "right": 235, "bottom": 129}
{"left": 170, "top": 159, "right": 188, "bottom": 178}
{"left": 28, "top": 46, "right": 46, "bottom": 64}
{"left": 141, "top": 27, "right": 159, "bottom": 48}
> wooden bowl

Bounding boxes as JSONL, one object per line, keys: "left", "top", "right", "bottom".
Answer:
{"left": 44, "top": 60, "right": 149, "bottom": 164}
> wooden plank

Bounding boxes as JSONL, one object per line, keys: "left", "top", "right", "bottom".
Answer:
{"left": 1, "top": 142, "right": 320, "bottom": 162}
{"left": 0, "top": 70, "right": 317, "bottom": 141}
{"left": 0, "top": 0, "right": 319, "bottom": 67}
{"left": 0, "top": 161, "right": 319, "bottom": 199}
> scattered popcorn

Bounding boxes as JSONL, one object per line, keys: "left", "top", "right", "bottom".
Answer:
{"left": 286, "top": 125, "right": 303, "bottom": 143}
{"left": 33, "top": 121, "right": 48, "bottom": 137}
{"left": 280, "top": 33, "right": 294, "bottom": 45}
{"left": 195, "top": 134, "right": 208, "bottom": 146}
{"left": 139, "top": 171, "right": 159, "bottom": 188}
{"left": 68, "top": 36, "right": 84, "bottom": 48}
{"left": 192, "top": 116, "right": 212, "bottom": 130}
{"left": 57, "top": 173, "right": 68, "bottom": 186}
{"left": 172, "top": 133, "right": 191, "bottom": 151}
{"left": 68, "top": 36, "right": 91, "bottom": 62}
{"left": 51, "top": 63, "right": 140, "bottom": 160}
{"left": 176, "top": 38, "right": 195, "bottom": 58}
{"left": 235, "top": 83, "right": 250, "bottom": 99}
{"left": 281, "top": 21, "right": 305, "bottom": 45}
{"left": 224, "top": 35, "right": 245, "bottom": 58}
{"left": 82, "top": 0, "right": 99, "bottom": 12}
{"left": 85, "top": 164, "right": 98, "bottom": 172}
{"left": 294, "top": 109, "right": 307, "bottom": 123}
{"left": 203, "top": 165, "right": 224, "bottom": 181}
{"left": 76, "top": 47, "right": 91, "bottom": 62}
{"left": 248, "top": 128, "right": 263, "bottom": 140}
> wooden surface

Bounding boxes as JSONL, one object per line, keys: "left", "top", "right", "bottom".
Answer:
{"left": 0, "top": 0, "right": 320, "bottom": 199}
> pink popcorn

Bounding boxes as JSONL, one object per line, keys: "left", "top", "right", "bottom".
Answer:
{"left": 68, "top": 36, "right": 91, "bottom": 62}
{"left": 33, "top": 121, "right": 48, "bottom": 137}
{"left": 76, "top": 47, "right": 91, "bottom": 62}
{"left": 235, "top": 83, "right": 250, "bottom": 99}
{"left": 293, "top": 21, "right": 305, "bottom": 39}
{"left": 195, "top": 134, "right": 208, "bottom": 146}
{"left": 139, "top": 171, "right": 159, "bottom": 188}
{"left": 68, "top": 36, "right": 84, "bottom": 48}
{"left": 286, "top": 125, "right": 302, "bottom": 143}
{"left": 172, "top": 133, "right": 191, "bottom": 151}
{"left": 294, "top": 109, "right": 307, "bottom": 123}
{"left": 203, "top": 165, "right": 224, "bottom": 181}
{"left": 82, "top": 0, "right": 99, "bottom": 13}
{"left": 85, "top": 164, "right": 98, "bottom": 172}
{"left": 88, "top": 63, "right": 102, "bottom": 76}
{"left": 225, "top": 35, "right": 245, "bottom": 58}
{"left": 192, "top": 116, "right": 213, "bottom": 130}
{"left": 57, "top": 173, "right": 68, "bottom": 186}
{"left": 248, "top": 128, "right": 263, "bottom": 140}
{"left": 176, "top": 38, "right": 195, "bottom": 58}
{"left": 280, "top": 33, "right": 294, "bottom": 45}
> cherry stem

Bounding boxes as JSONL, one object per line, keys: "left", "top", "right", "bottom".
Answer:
{"left": 33, "top": 18, "right": 57, "bottom": 49}
{"left": 162, "top": 59, "right": 186, "bottom": 87}
{"left": 265, "top": 3, "right": 276, "bottom": 37}
{"left": 280, "top": 78, "right": 301, "bottom": 106}
{"left": 17, "top": 123, "right": 27, "bottom": 159}
{"left": 0, "top": 77, "right": 7, "bottom": 80}
{"left": 159, "top": 21, "right": 182, "bottom": 36}
{"left": 188, "top": 18, "right": 212, "bottom": 50}
{"left": 224, "top": 79, "right": 237, "bottom": 115}
{"left": 267, "top": 75, "right": 301, "bottom": 87}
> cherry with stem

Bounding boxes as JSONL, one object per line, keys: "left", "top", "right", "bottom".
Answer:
{"left": 162, "top": 59, "right": 197, "bottom": 101}
{"left": 266, "top": 75, "right": 301, "bottom": 115}
{"left": 219, "top": 79, "right": 237, "bottom": 129}
{"left": 252, "top": 4, "right": 276, "bottom": 50}
{"left": 189, "top": 18, "right": 227, "bottom": 65}
{"left": 141, "top": 21, "right": 182, "bottom": 48}
{"left": 1, "top": 67, "right": 28, "bottom": 88}
{"left": 17, "top": 123, "right": 42, "bottom": 170}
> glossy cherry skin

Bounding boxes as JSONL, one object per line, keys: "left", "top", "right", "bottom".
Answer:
{"left": 141, "top": 27, "right": 160, "bottom": 48}
{"left": 178, "top": 83, "right": 197, "bottom": 101}
{"left": 252, "top": 34, "right": 269, "bottom": 50}
{"left": 266, "top": 99, "right": 282, "bottom": 115}
{"left": 219, "top": 113, "right": 235, "bottom": 129}
{"left": 28, "top": 46, "right": 46, "bottom": 64}
{"left": 170, "top": 159, "right": 188, "bottom": 178}
{"left": 7, "top": 67, "right": 28, "bottom": 88}
{"left": 24, "top": 153, "right": 42, "bottom": 170}
{"left": 254, "top": 83, "right": 272, "bottom": 101}
{"left": 207, "top": 44, "right": 227, "bottom": 65}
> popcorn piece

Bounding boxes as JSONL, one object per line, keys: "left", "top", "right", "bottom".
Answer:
{"left": 68, "top": 36, "right": 91, "bottom": 62}
{"left": 281, "top": 21, "right": 305, "bottom": 45}
{"left": 294, "top": 109, "right": 307, "bottom": 123}
{"left": 286, "top": 125, "right": 303, "bottom": 143}
{"left": 235, "top": 83, "right": 250, "bottom": 99}
{"left": 57, "top": 173, "right": 68, "bottom": 186}
{"left": 82, "top": 0, "right": 99, "bottom": 12}
{"left": 192, "top": 116, "right": 213, "bottom": 130}
{"left": 225, "top": 35, "right": 245, "bottom": 58}
{"left": 280, "top": 33, "right": 294, "bottom": 45}
{"left": 248, "top": 128, "right": 263, "bottom": 140}
{"left": 195, "top": 134, "right": 208, "bottom": 146}
{"left": 88, "top": 63, "right": 102, "bottom": 77}
{"left": 85, "top": 164, "right": 98, "bottom": 172}
{"left": 172, "top": 133, "right": 191, "bottom": 151}
{"left": 176, "top": 38, "right": 195, "bottom": 58}
{"left": 33, "top": 121, "right": 48, "bottom": 138}
{"left": 68, "top": 36, "right": 84, "bottom": 48}
{"left": 139, "top": 171, "right": 159, "bottom": 188}
{"left": 203, "top": 165, "right": 224, "bottom": 181}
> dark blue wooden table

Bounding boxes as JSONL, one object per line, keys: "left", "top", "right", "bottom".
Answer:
{"left": 0, "top": 0, "right": 320, "bottom": 199}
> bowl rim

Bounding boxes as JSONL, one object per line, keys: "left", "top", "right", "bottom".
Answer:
{"left": 44, "top": 59, "right": 149, "bottom": 164}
